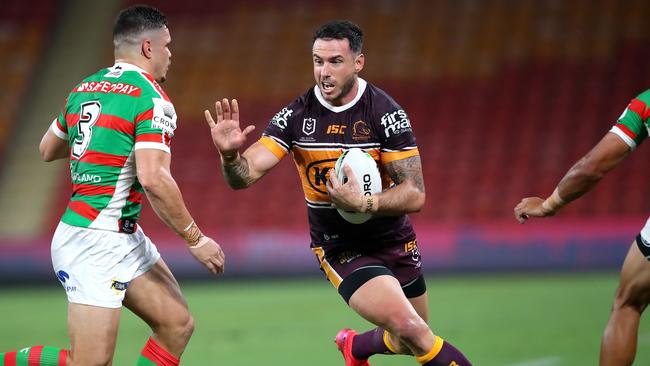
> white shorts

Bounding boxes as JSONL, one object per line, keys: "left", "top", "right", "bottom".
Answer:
{"left": 51, "top": 222, "right": 161, "bottom": 308}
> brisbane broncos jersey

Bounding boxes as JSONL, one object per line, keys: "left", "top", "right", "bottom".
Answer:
{"left": 260, "top": 78, "right": 420, "bottom": 248}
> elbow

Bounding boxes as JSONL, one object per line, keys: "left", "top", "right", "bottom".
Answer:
{"left": 39, "top": 147, "right": 56, "bottom": 162}
{"left": 138, "top": 170, "right": 164, "bottom": 192}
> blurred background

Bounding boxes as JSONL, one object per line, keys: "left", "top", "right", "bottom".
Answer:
{"left": 2, "top": 0, "right": 650, "bottom": 280}
{"left": 4, "top": 0, "right": 650, "bottom": 364}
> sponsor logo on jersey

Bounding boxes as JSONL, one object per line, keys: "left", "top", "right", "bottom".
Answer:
{"left": 405, "top": 240, "right": 422, "bottom": 265}
{"left": 271, "top": 107, "right": 293, "bottom": 129}
{"left": 151, "top": 98, "right": 177, "bottom": 137}
{"left": 302, "top": 117, "right": 317, "bottom": 135}
{"left": 71, "top": 172, "right": 102, "bottom": 183}
{"left": 380, "top": 109, "right": 411, "bottom": 137}
{"left": 74, "top": 81, "right": 141, "bottom": 96}
{"left": 306, "top": 158, "right": 338, "bottom": 194}
{"left": 327, "top": 124, "right": 346, "bottom": 135}
{"left": 352, "top": 120, "right": 371, "bottom": 141}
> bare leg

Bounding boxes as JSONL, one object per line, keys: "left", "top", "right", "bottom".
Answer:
{"left": 67, "top": 304, "right": 121, "bottom": 366}
{"left": 600, "top": 242, "right": 650, "bottom": 366}
{"left": 349, "top": 275, "right": 434, "bottom": 356}
{"left": 123, "top": 259, "right": 194, "bottom": 358}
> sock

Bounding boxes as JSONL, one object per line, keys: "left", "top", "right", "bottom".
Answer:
{"left": 136, "top": 337, "right": 180, "bottom": 366}
{"left": 1, "top": 346, "right": 67, "bottom": 366}
{"left": 418, "top": 336, "right": 472, "bottom": 366}
{"left": 351, "top": 327, "right": 396, "bottom": 360}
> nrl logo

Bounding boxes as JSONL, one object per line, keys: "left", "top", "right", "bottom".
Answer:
{"left": 302, "top": 117, "right": 316, "bottom": 135}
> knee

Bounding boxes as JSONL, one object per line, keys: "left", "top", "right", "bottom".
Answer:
{"left": 157, "top": 311, "right": 195, "bottom": 344}
{"left": 385, "top": 313, "right": 430, "bottom": 341}
{"left": 613, "top": 284, "right": 649, "bottom": 313}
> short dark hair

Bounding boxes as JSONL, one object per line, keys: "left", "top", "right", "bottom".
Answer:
{"left": 113, "top": 5, "right": 167, "bottom": 46}
{"left": 312, "top": 20, "right": 363, "bottom": 54}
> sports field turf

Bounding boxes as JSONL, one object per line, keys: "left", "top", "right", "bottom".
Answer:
{"left": 1, "top": 273, "right": 649, "bottom": 365}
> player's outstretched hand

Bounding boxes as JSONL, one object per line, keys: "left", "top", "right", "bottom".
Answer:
{"left": 204, "top": 98, "right": 255, "bottom": 159}
{"left": 327, "top": 165, "right": 363, "bottom": 212}
{"left": 514, "top": 197, "right": 555, "bottom": 224}
{"left": 188, "top": 236, "right": 225, "bottom": 276}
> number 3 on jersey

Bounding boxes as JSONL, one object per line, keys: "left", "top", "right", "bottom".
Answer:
{"left": 72, "top": 101, "right": 102, "bottom": 158}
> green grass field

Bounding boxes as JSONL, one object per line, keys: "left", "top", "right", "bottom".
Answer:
{"left": 2, "top": 272, "right": 649, "bottom": 365}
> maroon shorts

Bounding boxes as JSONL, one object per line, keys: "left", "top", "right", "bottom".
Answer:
{"left": 312, "top": 239, "right": 426, "bottom": 303}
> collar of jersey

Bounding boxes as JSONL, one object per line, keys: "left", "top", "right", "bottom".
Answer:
{"left": 111, "top": 61, "right": 151, "bottom": 76}
{"left": 313, "top": 78, "right": 367, "bottom": 113}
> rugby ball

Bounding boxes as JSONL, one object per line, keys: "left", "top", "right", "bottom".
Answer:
{"left": 334, "top": 148, "right": 382, "bottom": 224}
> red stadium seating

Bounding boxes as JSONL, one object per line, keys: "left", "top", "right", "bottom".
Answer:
{"left": 46, "top": 0, "right": 650, "bottom": 241}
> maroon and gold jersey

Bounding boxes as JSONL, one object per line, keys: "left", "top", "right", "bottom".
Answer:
{"left": 260, "top": 79, "right": 420, "bottom": 248}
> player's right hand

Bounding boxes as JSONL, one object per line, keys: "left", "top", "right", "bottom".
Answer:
{"left": 188, "top": 236, "right": 225, "bottom": 276}
{"left": 204, "top": 98, "right": 255, "bottom": 160}
{"left": 514, "top": 197, "right": 555, "bottom": 224}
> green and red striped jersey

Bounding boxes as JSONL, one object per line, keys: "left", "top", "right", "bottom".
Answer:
{"left": 611, "top": 90, "right": 650, "bottom": 149}
{"left": 50, "top": 62, "right": 177, "bottom": 233}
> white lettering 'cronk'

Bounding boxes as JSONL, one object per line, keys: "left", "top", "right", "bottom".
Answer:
{"left": 151, "top": 98, "right": 177, "bottom": 136}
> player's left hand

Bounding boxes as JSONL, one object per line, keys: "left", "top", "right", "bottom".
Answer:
{"left": 514, "top": 197, "right": 555, "bottom": 224}
{"left": 327, "top": 165, "right": 364, "bottom": 212}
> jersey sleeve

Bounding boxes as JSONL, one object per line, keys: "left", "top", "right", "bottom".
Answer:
{"left": 134, "top": 96, "right": 177, "bottom": 154}
{"left": 375, "top": 99, "right": 419, "bottom": 165}
{"left": 610, "top": 94, "right": 650, "bottom": 150}
{"left": 50, "top": 98, "right": 69, "bottom": 140}
{"left": 259, "top": 100, "right": 300, "bottom": 159}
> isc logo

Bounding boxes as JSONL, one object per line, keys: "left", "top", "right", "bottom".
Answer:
{"left": 327, "top": 125, "right": 346, "bottom": 134}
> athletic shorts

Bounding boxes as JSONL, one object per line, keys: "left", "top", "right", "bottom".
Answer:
{"left": 51, "top": 222, "right": 161, "bottom": 308}
{"left": 312, "top": 239, "right": 426, "bottom": 304}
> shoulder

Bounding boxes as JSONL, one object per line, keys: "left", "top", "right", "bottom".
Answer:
{"left": 365, "top": 82, "right": 402, "bottom": 110}
{"left": 634, "top": 89, "right": 650, "bottom": 105}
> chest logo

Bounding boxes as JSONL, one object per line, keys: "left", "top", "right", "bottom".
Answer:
{"left": 352, "top": 120, "right": 371, "bottom": 141}
{"left": 302, "top": 118, "right": 316, "bottom": 135}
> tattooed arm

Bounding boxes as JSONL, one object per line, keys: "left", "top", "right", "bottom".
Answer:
{"left": 221, "top": 141, "right": 281, "bottom": 189}
{"left": 374, "top": 155, "right": 426, "bottom": 215}
{"left": 205, "top": 99, "right": 281, "bottom": 189}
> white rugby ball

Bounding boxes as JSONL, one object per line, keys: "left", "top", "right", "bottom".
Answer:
{"left": 334, "top": 148, "right": 382, "bottom": 224}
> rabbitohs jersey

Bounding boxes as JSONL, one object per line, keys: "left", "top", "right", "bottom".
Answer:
{"left": 611, "top": 89, "right": 650, "bottom": 149}
{"left": 260, "top": 78, "right": 420, "bottom": 247}
{"left": 50, "top": 62, "right": 177, "bottom": 233}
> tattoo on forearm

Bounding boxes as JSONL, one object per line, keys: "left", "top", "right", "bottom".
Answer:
{"left": 221, "top": 156, "right": 252, "bottom": 188}
{"left": 385, "top": 156, "right": 425, "bottom": 192}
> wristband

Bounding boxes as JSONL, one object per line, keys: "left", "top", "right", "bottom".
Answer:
{"left": 365, "top": 196, "right": 375, "bottom": 213}
{"left": 188, "top": 236, "right": 210, "bottom": 249}
{"left": 181, "top": 221, "right": 203, "bottom": 247}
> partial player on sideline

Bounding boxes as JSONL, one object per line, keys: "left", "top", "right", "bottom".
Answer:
{"left": 515, "top": 91, "right": 650, "bottom": 366}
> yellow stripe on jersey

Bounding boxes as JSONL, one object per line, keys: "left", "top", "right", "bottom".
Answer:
{"left": 312, "top": 246, "right": 342, "bottom": 288}
{"left": 380, "top": 148, "right": 420, "bottom": 164}
{"left": 259, "top": 136, "right": 288, "bottom": 159}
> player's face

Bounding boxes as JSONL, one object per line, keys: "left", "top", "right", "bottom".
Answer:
{"left": 313, "top": 38, "right": 364, "bottom": 106}
{"left": 149, "top": 27, "right": 172, "bottom": 83}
